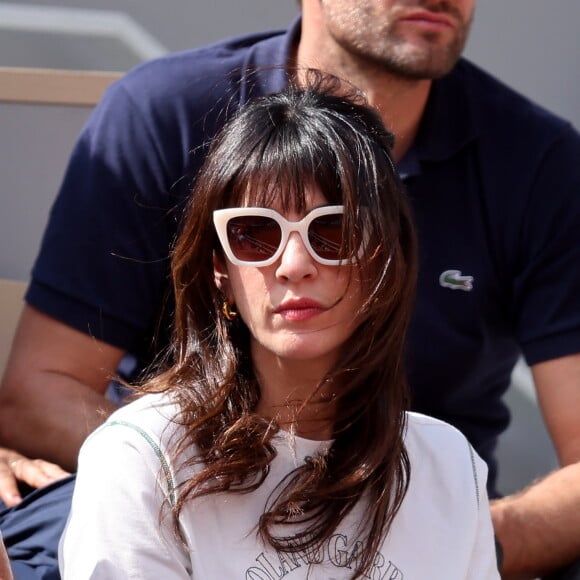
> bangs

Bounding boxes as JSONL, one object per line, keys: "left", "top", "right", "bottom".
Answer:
{"left": 222, "top": 128, "right": 374, "bottom": 273}
{"left": 223, "top": 123, "right": 347, "bottom": 213}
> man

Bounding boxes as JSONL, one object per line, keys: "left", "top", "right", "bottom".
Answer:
{"left": 1, "top": 535, "right": 14, "bottom": 580}
{"left": 1, "top": 1, "right": 579, "bottom": 578}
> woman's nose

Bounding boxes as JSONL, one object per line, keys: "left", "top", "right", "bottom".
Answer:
{"left": 275, "top": 232, "right": 318, "bottom": 281}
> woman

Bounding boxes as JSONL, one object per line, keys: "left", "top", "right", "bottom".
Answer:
{"left": 59, "top": 74, "right": 499, "bottom": 579}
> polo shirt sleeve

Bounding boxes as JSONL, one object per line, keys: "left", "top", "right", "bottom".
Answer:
{"left": 513, "top": 123, "right": 580, "bottom": 365}
{"left": 26, "top": 78, "right": 181, "bottom": 353}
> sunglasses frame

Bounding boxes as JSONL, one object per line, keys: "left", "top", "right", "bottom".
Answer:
{"left": 213, "top": 205, "right": 362, "bottom": 267}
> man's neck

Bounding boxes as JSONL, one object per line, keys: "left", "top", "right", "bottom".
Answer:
{"left": 362, "top": 78, "right": 431, "bottom": 162}
{"left": 295, "top": 19, "right": 432, "bottom": 162}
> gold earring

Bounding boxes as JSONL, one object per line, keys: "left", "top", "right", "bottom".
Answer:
{"left": 222, "top": 300, "right": 238, "bottom": 321}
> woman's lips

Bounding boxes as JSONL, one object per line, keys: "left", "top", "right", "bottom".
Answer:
{"left": 275, "top": 298, "right": 325, "bottom": 321}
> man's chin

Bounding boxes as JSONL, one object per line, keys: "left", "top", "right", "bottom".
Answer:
{"left": 382, "top": 45, "right": 462, "bottom": 80}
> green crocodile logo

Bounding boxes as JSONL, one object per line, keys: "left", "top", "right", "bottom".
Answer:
{"left": 439, "top": 269, "right": 473, "bottom": 291}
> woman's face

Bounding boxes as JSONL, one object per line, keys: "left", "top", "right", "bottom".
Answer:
{"left": 214, "top": 186, "right": 364, "bottom": 373}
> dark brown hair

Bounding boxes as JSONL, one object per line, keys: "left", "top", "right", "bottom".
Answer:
{"left": 144, "top": 71, "right": 417, "bottom": 578}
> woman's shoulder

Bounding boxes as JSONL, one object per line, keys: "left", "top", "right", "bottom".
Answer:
{"left": 405, "top": 411, "right": 467, "bottom": 441}
{"left": 108, "top": 391, "right": 179, "bottom": 423}
{"left": 82, "top": 392, "right": 184, "bottom": 460}
{"left": 404, "top": 411, "right": 476, "bottom": 458}
{"left": 404, "top": 411, "right": 488, "bottom": 505}
{"left": 105, "top": 392, "right": 180, "bottom": 436}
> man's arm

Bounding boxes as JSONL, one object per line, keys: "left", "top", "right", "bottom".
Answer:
{"left": 491, "top": 353, "right": 580, "bottom": 579}
{"left": 0, "top": 533, "right": 14, "bottom": 580}
{"left": 0, "top": 305, "right": 125, "bottom": 473}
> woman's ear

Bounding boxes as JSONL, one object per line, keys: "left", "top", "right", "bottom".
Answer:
{"left": 213, "top": 252, "right": 232, "bottom": 299}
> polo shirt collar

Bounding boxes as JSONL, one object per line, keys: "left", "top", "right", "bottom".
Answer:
{"left": 238, "top": 16, "right": 301, "bottom": 103}
{"left": 411, "top": 59, "right": 479, "bottom": 164}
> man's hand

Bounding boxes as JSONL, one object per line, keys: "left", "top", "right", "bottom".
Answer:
{"left": 492, "top": 353, "right": 580, "bottom": 578}
{"left": 0, "top": 447, "right": 70, "bottom": 507}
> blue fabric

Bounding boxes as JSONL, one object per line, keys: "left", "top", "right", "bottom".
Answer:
{"left": 25, "top": 18, "right": 580, "bottom": 498}
{"left": 0, "top": 475, "right": 75, "bottom": 579}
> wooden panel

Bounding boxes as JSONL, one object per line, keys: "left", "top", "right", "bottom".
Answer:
{"left": 0, "top": 279, "right": 27, "bottom": 377}
{"left": 0, "top": 67, "right": 122, "bottom": 106}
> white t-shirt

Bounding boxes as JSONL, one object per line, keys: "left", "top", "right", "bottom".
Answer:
{"left": 59, "top": 393, "right": 500, "bottom": 579}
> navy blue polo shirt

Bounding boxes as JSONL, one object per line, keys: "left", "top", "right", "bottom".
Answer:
{"left": 27, "top": 19, "right": 580, "bottom": 495}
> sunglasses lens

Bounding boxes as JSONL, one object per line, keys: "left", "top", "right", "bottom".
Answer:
{"left": 308, "top": 213, "right": 344, "bottom": 261}
{"left": 226, "top": 216, "right": 282, "bottom": 262}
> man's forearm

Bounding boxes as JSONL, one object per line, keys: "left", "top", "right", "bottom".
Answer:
{"left": 0, "top": 305, "right": 126, "bottom": 472}
{"left": 0, "top": 375, "right": 117, "bottom": 472}
{"left": 492, "top": 462, "right": 580, "bottom": 579}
